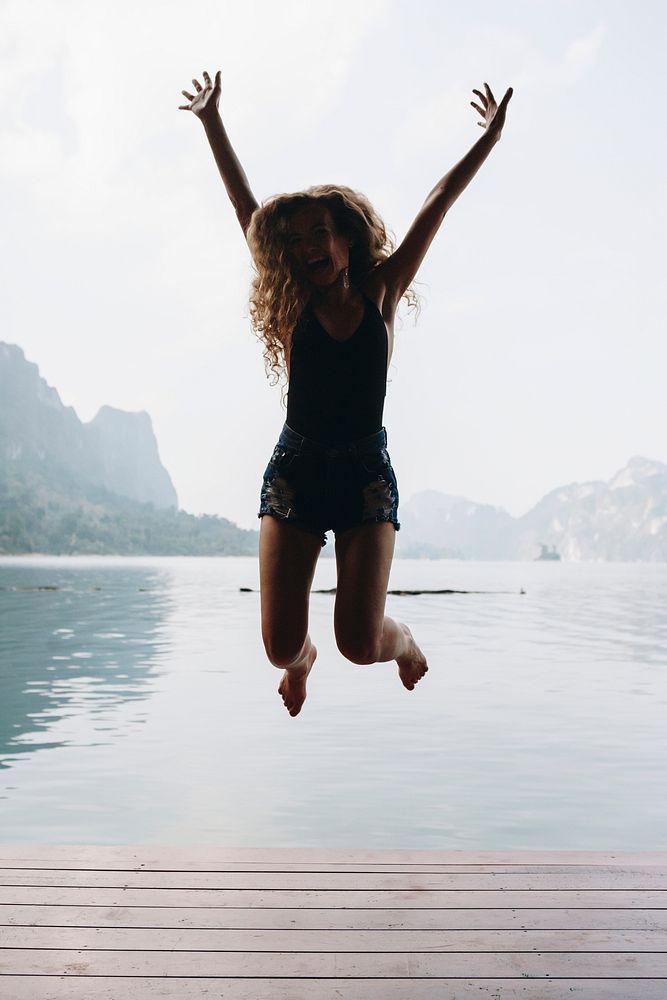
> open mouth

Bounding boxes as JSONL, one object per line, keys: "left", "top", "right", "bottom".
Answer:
{"left": 307, "top": 257, "right": 330, "bottom": 273}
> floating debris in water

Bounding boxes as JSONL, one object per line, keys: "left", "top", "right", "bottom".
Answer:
{"left": 239, "top": 586, "right": 526, "bottom": 596}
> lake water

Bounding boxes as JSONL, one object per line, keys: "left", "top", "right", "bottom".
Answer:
{"left": 1, "top": 556, "right": 666, "bottom": 849}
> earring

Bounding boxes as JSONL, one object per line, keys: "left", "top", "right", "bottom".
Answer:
{"left": 342, "top": 266, "right": 350, "bottom": 289}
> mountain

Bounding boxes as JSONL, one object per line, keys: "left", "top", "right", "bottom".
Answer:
{"left": 87, "top": 405, "right": 176, "bottom": 508}
{"left": 397, "top": 458, "right": 667, "bottom": 561}
{"left": 0, "top": 342, "right": 176, "bottom": 508}
{"left": 0, "top": 343, "right": 257, "bottom": 555}
{"left": 4, "top": 341, "right": 665, "bottom": 559}
{"left": 517, "top": 456, "right": 667, "bottom": 561}
{"left": 396, "top": 490, "right": 517, "bottom": 559}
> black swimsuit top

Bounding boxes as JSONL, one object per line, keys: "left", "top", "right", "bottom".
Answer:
{"left": 285, "top": 292, "right": 388, "bottom": 446}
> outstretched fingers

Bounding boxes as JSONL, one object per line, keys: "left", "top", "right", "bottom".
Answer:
{"left": 470, "top": 81, "right": 512, "bottom": 129}
{"left": 470, "top": 88, "right": 486, "bottom": 115}
{"left": 500, "top": 86, "right": 514, "bottom": 107}
{"left": 202, "top": 69, "right": 221, "bottom": 92}
{"left": 178, "top": 69, "right": 221, "bottom": 111}
{"left": 471, "top": 84, "right": 494, "bottom": 127}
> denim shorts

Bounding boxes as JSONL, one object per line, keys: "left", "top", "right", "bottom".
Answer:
{"left": 258, "top": 423, "right": 401, "bottom": 547}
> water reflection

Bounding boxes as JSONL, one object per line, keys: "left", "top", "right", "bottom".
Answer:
{"left": 0, "top": 562, "right": 171, "bottom": 769}
{"left": 522, "top": 568, "right": 667, "bottom": 666}
{"left": 1, "top": 557, "right": 666, "bottom": 847}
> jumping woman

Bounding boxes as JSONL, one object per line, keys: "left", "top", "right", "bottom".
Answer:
{"left": 179, "top": 71, "right": 512, "bottom": 716}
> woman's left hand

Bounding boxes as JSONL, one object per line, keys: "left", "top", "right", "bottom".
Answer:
{"left": 470, "top": 82, "right": 513, "bottom": 138}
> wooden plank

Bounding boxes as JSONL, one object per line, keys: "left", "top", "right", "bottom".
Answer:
{"left": 3, "top": 869, "right": 667, "bottom": 890}
{"left": 3, "top": 904, "right": 666, "bottom": 930}
{"left": 3, "top": 859, "right": 667, "bottom": 874}
{"left": 2, "top": 885, "right": 667, "bottom": 908}
{"left": 2, "top": 848, "right": 665, "bottom": 998}
{"left": 1, "top": 948, "right": 666, "bottom": 976}
{"left": 1, "top": 846, "right": 666, "bottom": 866}
{"left": 0, "top": 858, "right": 584, "bottom": 874}
{"left": 1, "top": 978, "right": 666, "bottom": 1000}
{"left": 2, "top": 925, "right": 667, "bottom": 952}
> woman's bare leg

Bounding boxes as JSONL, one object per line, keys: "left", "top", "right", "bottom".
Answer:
{"left": 333, "top": 522, "right": 428, "bottom": 689}
{"left": 259, "top": 515, "right": 322, "bottom": 716}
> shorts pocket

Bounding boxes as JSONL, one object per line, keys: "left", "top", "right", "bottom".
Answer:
{"left": 269, "top": 443, "right": 300, "bottom": 472}
{"left": 358, "top": 446, "right": 391, "bottom": 477}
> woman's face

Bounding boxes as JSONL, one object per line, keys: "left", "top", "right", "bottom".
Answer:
{"left": 286, "top": 204, "right": 351, "bottom": 287}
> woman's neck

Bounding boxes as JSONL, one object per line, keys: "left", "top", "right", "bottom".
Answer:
{"left": 310, "top": 274, "right": 358, "bottom": 312}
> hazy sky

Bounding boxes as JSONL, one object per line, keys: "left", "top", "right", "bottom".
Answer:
{"left": 2, "top": 0, "right": 665, "bottom": 530}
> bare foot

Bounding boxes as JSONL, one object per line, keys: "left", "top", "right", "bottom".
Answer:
{"left": 396, "top": 623, "right": 428, "bottom": 691}
{"left": 278, "top": 643, "right": 317, "bottom": 717}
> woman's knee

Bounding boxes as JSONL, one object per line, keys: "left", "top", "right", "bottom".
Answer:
{"left": 262, "top": 631, "right": 309, "bottom": 669}
{"left": 335, "top": 628, "right": 382, "bottom": 665}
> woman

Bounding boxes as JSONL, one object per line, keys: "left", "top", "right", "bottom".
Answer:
{"left": 179, "top": 71, "right": 512, "bottom": 716}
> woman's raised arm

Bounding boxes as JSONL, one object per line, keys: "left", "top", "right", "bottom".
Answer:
{"left": 179, "top": 70, "right": 259, "bottom": 237}
{"left": 377, "top": 82, "right": 513, "bottom": 312}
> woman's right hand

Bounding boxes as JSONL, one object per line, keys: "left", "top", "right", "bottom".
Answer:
{"left": 178, "top": 70, "right": 221, "bottom": 122}
{"left": 470, "top": 82, "right": 513, "bottom": 140}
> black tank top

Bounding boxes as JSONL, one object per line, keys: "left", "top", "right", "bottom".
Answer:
{"left": 285, "top": 292, "right": 388, "bottom": 445}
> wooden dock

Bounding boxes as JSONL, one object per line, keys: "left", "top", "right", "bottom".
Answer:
{"left": 1, "top": 846, "right": 666, "bottom": 998}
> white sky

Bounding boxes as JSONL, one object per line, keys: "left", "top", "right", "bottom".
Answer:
{"left": 2, "top": 0, "right": 665, "bottom": 530}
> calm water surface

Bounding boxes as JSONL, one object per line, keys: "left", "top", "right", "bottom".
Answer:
{"left": 1, "top": 556, "right": 666, "bottom": 848}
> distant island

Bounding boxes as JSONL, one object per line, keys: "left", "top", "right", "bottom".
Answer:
{"left": 535, "top": 544, "right": 561, "bottom": 562}
{"left": 2, "top": 342, "right": 666, "bottom": 560}
{"left": 396, "top": 456, "right": 667, "bottom": 561}
{"left": 0, "top": 343, "right": 257, "bottom": 555}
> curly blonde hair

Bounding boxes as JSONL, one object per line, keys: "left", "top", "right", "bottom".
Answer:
{"left": 246, "top": 184, "right": 419, "bottom": 389}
